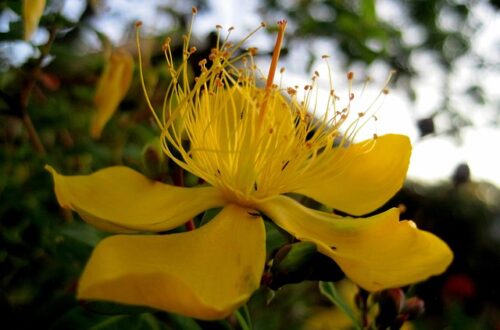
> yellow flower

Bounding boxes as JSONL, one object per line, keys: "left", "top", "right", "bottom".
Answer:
{"left": 22, "top": 0, "right": 46, "bottom": 41}
{"left": 46, "top": 19, "right": 452, "bottom": 320}
{"left": 90, "top": 48, "right": 134, "bottom": 139}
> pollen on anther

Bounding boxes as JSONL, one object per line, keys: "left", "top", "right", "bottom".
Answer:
{"left": 248, "top": 47, "right": 258, "bottom": 56}
{"left": 287, "top": 87, "right": 297, "bottom": 96}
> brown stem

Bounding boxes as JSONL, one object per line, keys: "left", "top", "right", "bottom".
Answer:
{"left": 21, "top": 111, "right": 46, "bottom": 155}
{"left": 19, "top": 26, "right": 58, "bottom": 155}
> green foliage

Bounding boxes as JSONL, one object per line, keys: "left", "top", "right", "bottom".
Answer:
{"left": 261, "top": 0, "right": 499, "bottom": 137}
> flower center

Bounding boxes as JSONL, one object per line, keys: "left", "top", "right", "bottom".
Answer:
{"left": 135, "top": 14, "right": 393, "bottom": 207}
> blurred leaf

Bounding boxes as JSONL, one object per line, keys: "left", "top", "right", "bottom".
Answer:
{"left": 361, "top": 0, "right": 376, "bottom": 23}
{"left": 319, "top": 281, "right": 362, "bottom": 330}
{"left": 58, "top": 220, "right": 108, "bottom": 247}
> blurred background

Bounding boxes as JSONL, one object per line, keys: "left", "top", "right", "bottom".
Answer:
{"left": 0, "top": 0, "right": 499, "bottom": 329}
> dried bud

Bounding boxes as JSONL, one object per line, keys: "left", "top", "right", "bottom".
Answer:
{"left": 374, "top": 288, "right": 406, "bottom": 329}
{"left": 402, "top": 297, "right": 425, "bottom": 320}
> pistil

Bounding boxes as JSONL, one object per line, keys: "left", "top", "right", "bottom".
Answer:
{"left": 259, "top": 20, "right": 287, "bottom": 122}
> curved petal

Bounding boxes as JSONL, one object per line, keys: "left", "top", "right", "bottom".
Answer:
{"left": 77, "top": 204, "right": 266, "bottom": 320}
{"left": 46, "top": 165, "right": 226, "bottom": 232}
{"left": 258, "top": 196, "right": 453, "bottom": 292}
{"left": 293, "top": 134, "right": 411, "bottom": 215}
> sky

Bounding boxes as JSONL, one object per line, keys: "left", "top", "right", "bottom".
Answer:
{"left": 4, "top": 0, "right": 500, "bottom": 186}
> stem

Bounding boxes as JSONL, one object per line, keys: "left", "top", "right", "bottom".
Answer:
{"left": 259, "top": 20, "right": 287, "bottom": 123}
{"left": 172, "top": 166, "right": 196, "bottom": 231}
{"left": 19, "top": 26, "right": 58, "bottom": 155}
{"left": 21, "top": 111, "right": 46, "bottom": 155}
{"left": 234, "top": 305, "right": 253, "bottom": 330}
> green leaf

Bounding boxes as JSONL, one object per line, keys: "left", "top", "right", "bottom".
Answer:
{"left": 318, "top": 281, "right": 362, "bottom": 330}
{"left": 361, "top": 0, "right": 377, "bottom": 23}
{"left": 166, "top": 313, "right": 203, "bottom": 330}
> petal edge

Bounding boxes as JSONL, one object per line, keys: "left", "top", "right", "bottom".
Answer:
{"left": 258, "top": 195, "right": 453, "bottom": 291}
{"left": 78, "top": 204, "right": 266, "bottom": 320}
{"left": 46, "top": 165, "right": 226, "bottom": 232}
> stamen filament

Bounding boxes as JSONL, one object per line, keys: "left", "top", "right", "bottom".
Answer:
{"left": 135, "top": 21, "right": 163, "bottom": 130}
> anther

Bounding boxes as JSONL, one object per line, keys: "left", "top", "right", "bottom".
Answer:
{"left": 260, "top": 22, "right": 267, "bottom": 27}
{"left": 248, "top": 47, "right": 258, "bottom": 56}
{"left": 280, "top": 67, "right": 285, "bottom": 74}
{"left": 347, "top": 71, "right": 354, "bottom": 80}
{"left": 383, "top": 88, "right": 390, "bottom": 95}
{"left": 135, "top": 21, "right": 143, "bottom": 28}
{"left": 287, "top": 87, "right": 297, "bottom": 96}
{"left": 215, "top": 24, "right": 222, "bottom": 29}
{"left": 191, "top": 7, "right": 198, "bottom": 14}
{"left": 321, "top": 54, "right": 330, "bottom": 59}
{"left": 228, "top": 26, "right": 235, "bottom": 31}
{"left": 349, "top": 92, "right": 355, "bottom": 100}
{"left": 281, "top": 160, "right": 290, "bottom": 171}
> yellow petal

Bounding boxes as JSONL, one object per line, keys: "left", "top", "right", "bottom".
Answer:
{"left": 45, "top": 165, "right": 226, "bottom": 232}
{"left": 91, "top": 49, "right": 134, "bottom": 139}
{"left": 258, "top": 196, "right": 453, "bottom": 292}
{"left": 294, "top": 134, "right": 411, "bottom": 215}
{"left": 23, "top": 0, "right": 46, "bottom": 41}
{"left": 78, "top": 204, "right": 266, "bottom": 320}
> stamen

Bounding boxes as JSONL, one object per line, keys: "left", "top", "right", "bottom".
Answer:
{"left": 135, "top": 21, "right": 163, "bottom": 129}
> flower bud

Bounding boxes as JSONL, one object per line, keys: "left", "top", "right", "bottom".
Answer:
{"left": 23, "top": 0, "right": 46, "bottom": 41}
{"left": 91, "top": 49, "right": 134, "bottom": 139}
{"left": 269, "top": 241, "right": 317, "bottom": 289}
